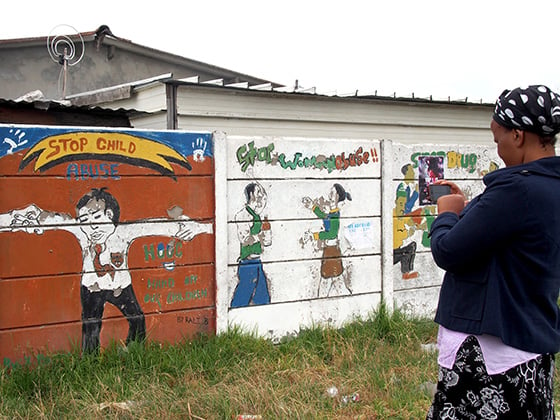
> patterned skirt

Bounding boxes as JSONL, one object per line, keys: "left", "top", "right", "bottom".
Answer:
{"left": 426, "top": 335, "right": 555, "bottom": 420}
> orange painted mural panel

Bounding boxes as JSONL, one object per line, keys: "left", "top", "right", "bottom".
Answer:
{"left": 0, "top": 323, "right": 82, "bottom": 363}
{"left": 0, "top": 231, "right": 83, "bottom": 279}
{"left": 0, "top": 125, "right": 216, "bottom": 363}
{"left": 0, "top": 130, "right": 213, "bottom": 177}
{"left": 108, "top": 264, "right": 215, "bottom": 316}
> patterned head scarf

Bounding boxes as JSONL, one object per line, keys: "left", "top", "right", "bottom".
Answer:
{"left": 493, "top": 85, "right": 560, "bottom": 137}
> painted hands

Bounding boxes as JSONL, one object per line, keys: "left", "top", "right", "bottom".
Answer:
{"left": 9, "top": 204, "right": 44, "bottom": 234}
{"left": 192, "top": 137, "right": 207, "bottom": 162}
{"left": 176, "top": 219, "right": 213, "bottom": 241}
{"left": 302, "top": 196, "right": 313, "bottom": 209}
{"left": 3, "top": 128, "right": 28, "bottom": 154}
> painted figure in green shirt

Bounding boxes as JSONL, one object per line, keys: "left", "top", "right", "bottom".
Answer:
{"left": 231, "top": 182, "right": 271, "bottom": 307}
{"left": 303, "top": 183, "right": 352, "bottom": 297}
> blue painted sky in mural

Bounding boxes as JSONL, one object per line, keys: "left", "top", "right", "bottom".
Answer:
{"left": 0, "top": 125, "right": 213, "bottom": 160}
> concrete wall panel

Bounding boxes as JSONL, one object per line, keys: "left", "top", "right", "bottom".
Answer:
{"left": 222, "top": 135, "right": 382, "bottom": 337}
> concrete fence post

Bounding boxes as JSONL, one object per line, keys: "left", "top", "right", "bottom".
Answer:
{"left": 380, "top": 139, "right": 394, "bottom": 312}
{"left": 213, "top": 130, "right": 229, "bottom": 334}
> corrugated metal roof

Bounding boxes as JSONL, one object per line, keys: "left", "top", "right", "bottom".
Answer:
{"left": 164, "top": 78, "right": 495, "bottom": 107}
{"left": 0, "top": 96, "right": 142, "bottom": 116}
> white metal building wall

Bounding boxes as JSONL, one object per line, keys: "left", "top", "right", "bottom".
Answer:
{"left": 117, "top": 83, "right": 496, "bottom": 145}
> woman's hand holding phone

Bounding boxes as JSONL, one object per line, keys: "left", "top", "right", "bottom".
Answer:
{"left": 433, "top": 181, "right": 467, "bottom": 215}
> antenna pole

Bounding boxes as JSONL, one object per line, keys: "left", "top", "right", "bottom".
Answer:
{"left": 62, "top": 47, "right": 68, "bottom": 99}
{"left": 47, "top": 25, "right": 85, "bottom": 100}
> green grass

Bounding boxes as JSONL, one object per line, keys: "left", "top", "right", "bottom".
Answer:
{"left": 0, "top": 305, "right": 555, "bottom": 419}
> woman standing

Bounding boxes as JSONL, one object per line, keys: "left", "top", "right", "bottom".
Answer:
{"left": 427, "top": 85, "right": 560, "bottom": 419}
{"left": 303, "top": 183, "right": 352, "bottom": 297}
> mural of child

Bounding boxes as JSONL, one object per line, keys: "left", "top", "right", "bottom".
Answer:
{"left": 0, "top": 187, "right": 213, "bottom": 354}
{"left": 302, "top": 183, "right": 352, "bottom": 297}
{"left": 230, "top": 182, "right": 272, "bottom": 308}
{"left": 393, "top": 183, "right": 426, "bottom": 280}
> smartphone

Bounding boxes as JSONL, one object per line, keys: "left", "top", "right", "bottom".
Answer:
{"left": 428, "top": 184, "right": 451, "bottom": 204}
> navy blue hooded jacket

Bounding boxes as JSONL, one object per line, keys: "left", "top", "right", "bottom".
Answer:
{"left": 430, "top": 156, "right": 560, "bottom": 354}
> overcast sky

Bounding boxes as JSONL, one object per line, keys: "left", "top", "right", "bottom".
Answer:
{"left": 2, "top": 0, "right": 558, "bottom": 103}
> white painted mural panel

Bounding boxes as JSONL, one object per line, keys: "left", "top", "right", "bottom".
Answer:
{"left": 393, "top": 253, "right": 445, "bottom": 290}
{"left": 389, "top": 142, "right": 501, "bottom": 295}
{"left": 394, "top": 286, "right": 442, "bottom": 319}
{"left": 223, "top": 135, "right": 381, "bottom": 336}
{"left": 391, "top": 143, "right": 502, "bottom": 181}
{"left": 227, "top": 179, "right": 381, "bottom": 221}
{"left": 390, "top": 179, "right": 486, "bottom": 256}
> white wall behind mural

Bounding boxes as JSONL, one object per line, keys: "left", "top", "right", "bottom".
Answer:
{"left": 214, "top": 134, "right": 501, "bottom": 341}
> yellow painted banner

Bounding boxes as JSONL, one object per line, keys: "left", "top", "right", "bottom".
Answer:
{"left": 20, "top": 132, "right": 192, "bottom": 175}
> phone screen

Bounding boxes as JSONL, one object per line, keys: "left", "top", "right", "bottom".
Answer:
{"left": 428, "top": 184, "right": 451, "bottom": 204}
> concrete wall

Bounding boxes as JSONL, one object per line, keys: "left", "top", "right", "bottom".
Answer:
{"left": 214, "top": 134, "right": 501, "bottom": 340}
{"left": 218, "top": 135, "right": 383, "bottom": 340}
{"left": 0, "top": 123, "right": 502, "bottom": 362}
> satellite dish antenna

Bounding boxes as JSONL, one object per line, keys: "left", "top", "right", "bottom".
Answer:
{"left": 47, "top": 24, "right": 85, "bottom": 99}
